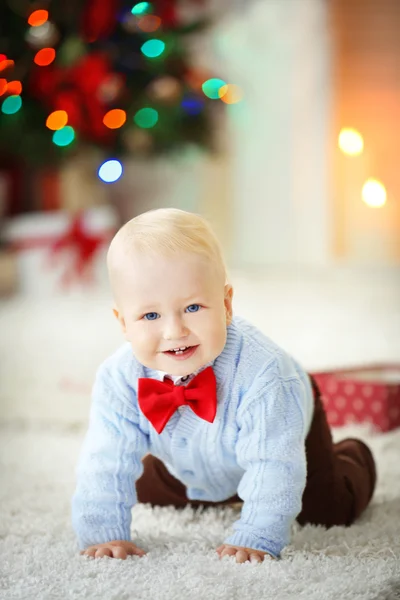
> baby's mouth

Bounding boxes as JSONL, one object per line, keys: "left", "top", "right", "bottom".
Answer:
{"left": 163, "top": 345, "right": 197, "bottom": 356}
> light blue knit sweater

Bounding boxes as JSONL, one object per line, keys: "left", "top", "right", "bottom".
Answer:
{"left": 71, "top": 315, "right": 314, "bottom": 557}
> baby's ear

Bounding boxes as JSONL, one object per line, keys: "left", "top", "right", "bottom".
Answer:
{"left": 224, "top": 284, "right": 233, "bottom": 326}
{"left": 113, "top": 307, "right": 127, "bottom": 334}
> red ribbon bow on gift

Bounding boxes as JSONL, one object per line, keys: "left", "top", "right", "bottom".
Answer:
{"left": 49, "top": 212, "right": 112, "bottom": 287}
{"left": 138, "top": 366, "right": 217, "bottom": 434}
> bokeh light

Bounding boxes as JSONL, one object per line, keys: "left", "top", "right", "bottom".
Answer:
{"left": 131, "top": 2, "right": 151, "bottom": 15}
{"left": 27, "top": 22, "right": 59, "bottom": 46}
{"left": 0, "top": 59, "right": 15, "bottom": 73}
{"left": 137, "top": 15, "right": 161, "bottom": 32}
{"left": 103, "top": 109, "right": 127, "bottom": 129}
{"left": 34, "top": 48, "right": 56, "bottom": 66}
{"left": 362, "top": 179, "right": 387, "bottom": 208}
{"left": 0, "top": 55, "right": 6, "bottom": 63}
{"left": 28, "top": 9, "right": 49, "bottom": 27}
{"left": 46, "top": 110, "right": 68, "bottom": 130}
{"left": 218, "top": 84, "right": 243, "bottom": 104}
{"left": 141, "top": 39, "right": 165, "bottom": 58}
{"left": 181, "top": 96, "right": 204, "bottom": 115}
{"left": 134, "top": 107, "right": 158, "bottom": 128}
{"left": 6, "top": 81, "right": 22, "bottom": 95}
{"left": 338, "top": 128, "right": 364, "bottom": 156}
{"left": 0, "top": 79, "right": 7, "bottom": 96}
{"left": 202, "top": 78, "right": 226, "bottom": 100}
{"left": 1, "top": 95, "right": 22, "bottom": 115}
{"left": 98, "top": 159, "right": 123, "bottom": 183}
{"left": 52, "top": 125, "right": 75, "bottom": 146}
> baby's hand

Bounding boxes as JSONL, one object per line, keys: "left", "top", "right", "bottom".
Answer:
{"left": 216, "top": 544, "right": 274, "bottom": 564}
{"left": 80, "top": 540, "right": 146, "bottom": 560}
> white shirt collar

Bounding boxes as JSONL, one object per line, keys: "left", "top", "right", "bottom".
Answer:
{"left": 155, "top": 360, "right": 214, "bottom": 385}
{"left": 158, "top": 372, "right": 190, "bottom": 385}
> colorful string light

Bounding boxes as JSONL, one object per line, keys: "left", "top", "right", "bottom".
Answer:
{"left": 134, "top": 107, "right": 158, "bottom": 128}
{"left": 6, "top": 81, "right": 22, "bottom": 95}
{"left": 1, "top": 95, "right": 22, "bottom": 115}
{"left": 46, "top": 110, "right": 68, "bottom": 130}
{"left": 28, "top": 9, "right": 49, "bottom": 27}
{"left": 98, "top": 159, "right": 123, "bottom": 183}
{"left": 0, "top": 59, "right": 15, "bottom": 73}
{"left": 141, "top": 39, "right": 165, "bottom": 58}
{"left": 218, "top": 84, "right": 243, "bottom": 104}
{"left": 181, "top": 96, "right": 204, "bottom": 115}
{"left": 137, "top": 15, "right": 161, "bottom": 32}
{"left": 202, "top": 78, "right": 226, "bottom": 100}
{"left": 34, "top": 48, "right": 56, "bottom": 66}
{"left": 103, "top": 109, "right": 127, "bottom": 129}
{"left": 131, "top": 2, "right": 151, "bottom": 16}
{"left": 52, "top": 126, "right": 75, "bottom": 146}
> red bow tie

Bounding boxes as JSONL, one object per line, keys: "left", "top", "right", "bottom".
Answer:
{"left": 138, "top": 366, "right": 217, "bottom": 434}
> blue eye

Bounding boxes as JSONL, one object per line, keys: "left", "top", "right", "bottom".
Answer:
{"left": 143, "top": 312, "right": 159, "bottom": 321}
{"left": 186, "top": 304, "right": 201, "bottom": 313}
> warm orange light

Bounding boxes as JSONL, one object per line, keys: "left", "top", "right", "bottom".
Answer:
{"left": 0, "top": 79, "right": 7, "bottom": 96}
{"left": 137, "top": 15, "right": 161, "bottom": 32}
{"left": 6, "top": 81, "right": 22, "bottom": 95}
{"left": 0, "top": 60, "right": 15, "bottom": 73}
{"left": 34, "top": 48, "right": 56, "bottom": 66}
{"left": 103, "top": 109, "right": 127, "bottom": 129}
{"left": 46, "top": 110, "right": 68, "bottom": 130}
{"left": 28, "top": 9, "right": 49, "bottom": 27}
{"left": 218, "top": 84, "right": 243, "bottom": 104}
{"left": 338, "top": 128, "right": 364, "bottom": 156}
{"left": 362, "top": 179, "right": 387, "bottom": 208}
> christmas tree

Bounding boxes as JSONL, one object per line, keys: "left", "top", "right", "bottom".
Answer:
{"left": 0, "top": 0, "right": 228, "bottom": 180}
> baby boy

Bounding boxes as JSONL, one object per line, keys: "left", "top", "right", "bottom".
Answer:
{"left": 72, "top": 208, "right": 376, "bottom": 563}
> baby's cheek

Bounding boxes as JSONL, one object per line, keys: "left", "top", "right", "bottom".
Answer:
{"left": 207, "top": 322, "right": 227, "bottom": 349}
{"left": 126, "top": 325, "right": 147, "bottom": 348}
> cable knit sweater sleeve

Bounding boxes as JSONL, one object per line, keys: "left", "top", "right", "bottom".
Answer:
{"left": 224, "top": 370, "right": 308, "bottom": 558}
{"left": 71, "top": 363, "right": 149, "bottom": 550}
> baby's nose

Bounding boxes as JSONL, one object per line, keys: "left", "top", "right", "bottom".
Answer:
{"left": 164, "top": 317, "right": 189, "bottom": 340}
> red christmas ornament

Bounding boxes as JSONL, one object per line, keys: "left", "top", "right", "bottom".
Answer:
{"left": 153, "top": 0, "right": 178, "bottom": 27}
{"left": 153, "top": 0, "right": 206, "bottom": 27}
{"left": 30, "top": 53, "right": 122, "bottom": 143}
{"left": 81, "top": 0, "right": 120, "bottom": 42}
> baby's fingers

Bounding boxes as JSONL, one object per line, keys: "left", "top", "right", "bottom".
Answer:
{"left": 220, "top": 547, "right": 237, "bottom": 559}
{"left": 249, "top": 552, "right": 263, "bottom": 563}
{"left": 127, "top": 545, "right": 146, "bottom": 557}
{"left": 235, "top": 549, "right": 249, "bottom": 563}
{"left": 111, "top": 546, "right": 128, "bottom": 559}
{"left": 95, "top": 547, "right": 113, "bottom": 558}
{"left": 80, "top": 547, "right": 98, "bottom": 558}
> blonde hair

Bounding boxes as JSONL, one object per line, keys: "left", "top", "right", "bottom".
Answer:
{"left": 107, "top": 208, "right": 229, "bottom": 285}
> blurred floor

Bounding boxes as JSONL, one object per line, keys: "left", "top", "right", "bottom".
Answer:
{"left": 0, "top": 267, "right": 399, "bottom": 426}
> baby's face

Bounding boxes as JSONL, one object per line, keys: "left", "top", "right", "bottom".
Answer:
{"left": 113, "top": 252, "right": 233, "bottom": 376}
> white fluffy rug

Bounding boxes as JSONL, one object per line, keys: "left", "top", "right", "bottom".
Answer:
{"left": 1, "top": 423, "right": 399, "bottom": 600}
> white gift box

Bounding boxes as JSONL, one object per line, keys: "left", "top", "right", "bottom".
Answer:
{"left": 2, "top": 206, "right": 118, "bottom": 296}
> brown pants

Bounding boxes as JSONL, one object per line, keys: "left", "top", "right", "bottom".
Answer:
{"left": 136, "top": 377, "right": 376, "bottom": 528}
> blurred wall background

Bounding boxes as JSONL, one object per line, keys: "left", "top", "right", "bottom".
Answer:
{"left": 331, "top": 0, "right": 400, "bottom": 264}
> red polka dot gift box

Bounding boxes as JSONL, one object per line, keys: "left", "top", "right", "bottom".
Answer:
{"left": 311, "top": 365, "right": 400, "bottom": 432}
